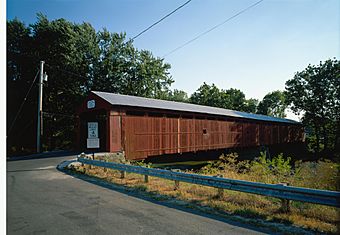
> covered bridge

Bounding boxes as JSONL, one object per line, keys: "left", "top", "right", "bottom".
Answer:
{"left": 76, "top": 91, "right": 304, "bottom": 160}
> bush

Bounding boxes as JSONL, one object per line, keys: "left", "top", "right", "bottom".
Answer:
{"left": 293, "top": 159, "right": 339, "bottom": 190}
{"left": 198, "top": 153, "right": 242, "bottom": 175}
{"left": 249, "top": 152, "right": 292, "bottom": 183}
{"left": 131, "top": 160, "right": 153, "bottom": 168}
{"left": 197, "top": 152, "right": 338, "bottom": 190}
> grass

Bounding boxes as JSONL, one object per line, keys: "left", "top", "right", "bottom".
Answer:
{"left": 72, "top": 153, "right": 340, "bottom": 234}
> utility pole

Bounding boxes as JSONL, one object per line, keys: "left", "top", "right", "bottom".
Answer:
{"left": 37, "top": 61, "right": 44, "bottom": 153}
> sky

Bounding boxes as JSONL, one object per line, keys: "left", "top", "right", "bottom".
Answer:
{"left": 6, "top": 0, "right": 340, "bottom": 119}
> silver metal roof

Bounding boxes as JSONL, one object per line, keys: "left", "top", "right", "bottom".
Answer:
{"left": 92, "top": 91, "right": 299, "bottom": 124}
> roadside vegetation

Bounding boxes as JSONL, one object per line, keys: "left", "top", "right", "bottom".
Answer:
{"left": 70, "top": 153, "right": 339, "bottom": 234}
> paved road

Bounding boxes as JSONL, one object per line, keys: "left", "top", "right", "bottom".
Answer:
{"left": 7, "top": 154, "right": 268, "bottom": 235}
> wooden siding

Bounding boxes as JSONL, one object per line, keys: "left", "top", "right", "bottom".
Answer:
{"left": 107, "top": 112, "right": 122, "bottom": 152}
{"left": 122, "top": 116, "right": 304, "bottom": 160}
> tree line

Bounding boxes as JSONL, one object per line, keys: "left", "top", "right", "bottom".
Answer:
{"left": 7, "top": 15, "right": 339, "bottom": 156}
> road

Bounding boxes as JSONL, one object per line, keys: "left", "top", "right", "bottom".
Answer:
{"left": 7, "top": 154, "right": 268, "bottom": 235}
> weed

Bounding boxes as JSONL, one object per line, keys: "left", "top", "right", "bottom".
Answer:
{"left": 234, "top": 208, "right": 267, "bottom": 220}
{"left": 134, "top": 184, "right": 147, "bottom": 191}
{"left": 131, "top": 160, "right": 153, "bottom": 168}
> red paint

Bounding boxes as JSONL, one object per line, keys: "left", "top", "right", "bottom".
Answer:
{"left": 77, "top": 94, "right": 304, "bottom": 160}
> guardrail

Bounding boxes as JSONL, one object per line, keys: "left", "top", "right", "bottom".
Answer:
{"left": 77, "top": 157, "right": 340, "bottom": 211}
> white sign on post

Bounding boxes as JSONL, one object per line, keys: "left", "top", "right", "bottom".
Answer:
{"left": 87, "top": 138, "right": 99, "bottom": 148}
{"left": 87, "top": 122, "right": 100, "bottom": 148}
{"left": 88, "top": 122, "right": 98, "bottom": 138}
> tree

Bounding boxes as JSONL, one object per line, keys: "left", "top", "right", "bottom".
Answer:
{"left": 7, "top": 15, "right": 174, "bottom": 154}
{"left": 285, "top": 59, "right": 340, "bottom": 153}
{"left": 92, "top": 30, "right": 173, "bottom": 98}
{"left": 243, "top": 98, "right": 258, "bottom": 113}
{"left": 190, "top": 83, "right": 224, "bottom": 108}
{"left": 166, "top": 89, "right": 189, "bottom": 102}
{"left": 7, "top": 18, "right": 38, "bottom": 154}
{"left": 223, "top": 88, "right": 247, "bottom": 111}
{"left": 257, "top": 90, "right": 287, "bottom": 118}
{"left": 190, "top": 83, "right": 258, "bottom": 113}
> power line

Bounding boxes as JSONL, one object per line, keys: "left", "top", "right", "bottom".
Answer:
{"left": 8, "top": 69, "right": 40, "bottom": 135}
{"left": 163, "top": 0, "right": 264, "bottom": 57}
{"left": 131, "top": 0, "right": 192, "bottom": 41}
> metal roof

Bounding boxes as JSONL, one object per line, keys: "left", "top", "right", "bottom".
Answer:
{"left": 92, "top": 91, "right": 300, "bottom": 124}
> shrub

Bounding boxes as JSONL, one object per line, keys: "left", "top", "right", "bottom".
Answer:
{"left": 131, "top": 160, "right": 153, "bottom": 168}
{"left": 293, "top": 159, "right": 339, "bottom": 190}
{"left": 198, "top": 161, "right": 220, "bottom": 175}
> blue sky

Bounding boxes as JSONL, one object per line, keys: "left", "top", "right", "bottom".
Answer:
{"left": 7, "top": 0, "right": 339, "bottom": 116}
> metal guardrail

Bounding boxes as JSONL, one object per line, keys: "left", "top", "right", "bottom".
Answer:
{"left": 78, "top": 157, "right": 340, "bottom": 209}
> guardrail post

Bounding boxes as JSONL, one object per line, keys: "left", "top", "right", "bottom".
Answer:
{"left": 172, "top": 169, "right": 181, "bottom": 190}
{"left": 87, "top": 154, "right": 94, "bottom": 169}
{"left": 144, "top": 175, "right": 149, "bottom": 183}
{"left": 120, "top": 171, "right": 126, "bottom": 179}
{"left": 103, "top": 160, "right": 107, "bottom": 173}
{"left": 174, "top": 180, "right": 180, "bottom": 190}
{"left": 279, "top": 183, "right": 290, "bottom": 212}
{"left": 144, "top": 166, "right": 150, "bottom": 183}
{"left": 217, "top": 188, "right": 224, "bottom": 199}
{"left": 215, "top": 175, "right": 224, "bottom": 199}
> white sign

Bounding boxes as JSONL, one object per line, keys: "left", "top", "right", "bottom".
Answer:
{"left": 87, "top": 138, "right": 100, "bottom": 148}
{"left": 88, "top": 122, "right": 98, "bottom": 138}
{"left": 87, "top": 100, "right": 96, "bottom": 109}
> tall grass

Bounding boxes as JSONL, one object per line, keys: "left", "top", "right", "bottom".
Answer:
{"left": 197, "top": 152, "right": 339, "bottom": 191}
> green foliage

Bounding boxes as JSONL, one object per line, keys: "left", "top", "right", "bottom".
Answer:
{"left": 285, "top": 59, "right": 340, "bottom": 153}
{"left": 293, "top": 159, "right": 339, "bottom": 190}
{"left": 165, "top": 89, "right": 189, "bottom": 102}
{"left": 249, "top": 152, "right": 273, "bottom": 182}
{"left": 270, "top": 154, "right": 291, "bottom": 176}
{"left": 224, "top": 88, "right": 247, "bottom": 111}
{"left": 7, "top": 18, "right": 38, "bottom": 152}
{"left": 131, "top": 160, "right": 153, "bottom": 168}
{"left": 198, "top": 152, "right": 339, "bottom": 191}
{"left": 218, "top": 152, "right": 239, "bottom": 169}
{"left": 189, "top": 83, "right": 258, "bottom": 113}
{"left": 92, "top": 32, "right": 173, "bottom": 98}
{"left": 7, "top": 15, "right": 173, "bottom": 154}
{"left": 249, "top": 153, "right": 292, "bottom": 183}
{"left": 199, "top": 152, "right": 294, "bottom": 184}
{"left": 197, "top": 161, "right": 220, "bottom": 175}
{"left": 257, "top": 90, "right": 287, "bottom": 118}
{"left": 190, "top": 83, "right": 223, "bottom": 108}
{"left": 243, "top": 98, "right": 259, "bottom": 113}
{"left": 198, "top": 153, "right": 249, "bottom": 175}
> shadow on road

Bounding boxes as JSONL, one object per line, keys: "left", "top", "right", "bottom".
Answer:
{"left": 7, "top": 150, "right": 79, "bottom": 162}
{"left": 7, "top": 168, "right": 55, "bottom": 173}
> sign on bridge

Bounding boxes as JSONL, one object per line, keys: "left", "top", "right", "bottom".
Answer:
{"left": 87, "top": 122, "right": 99, "bottom": 148}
